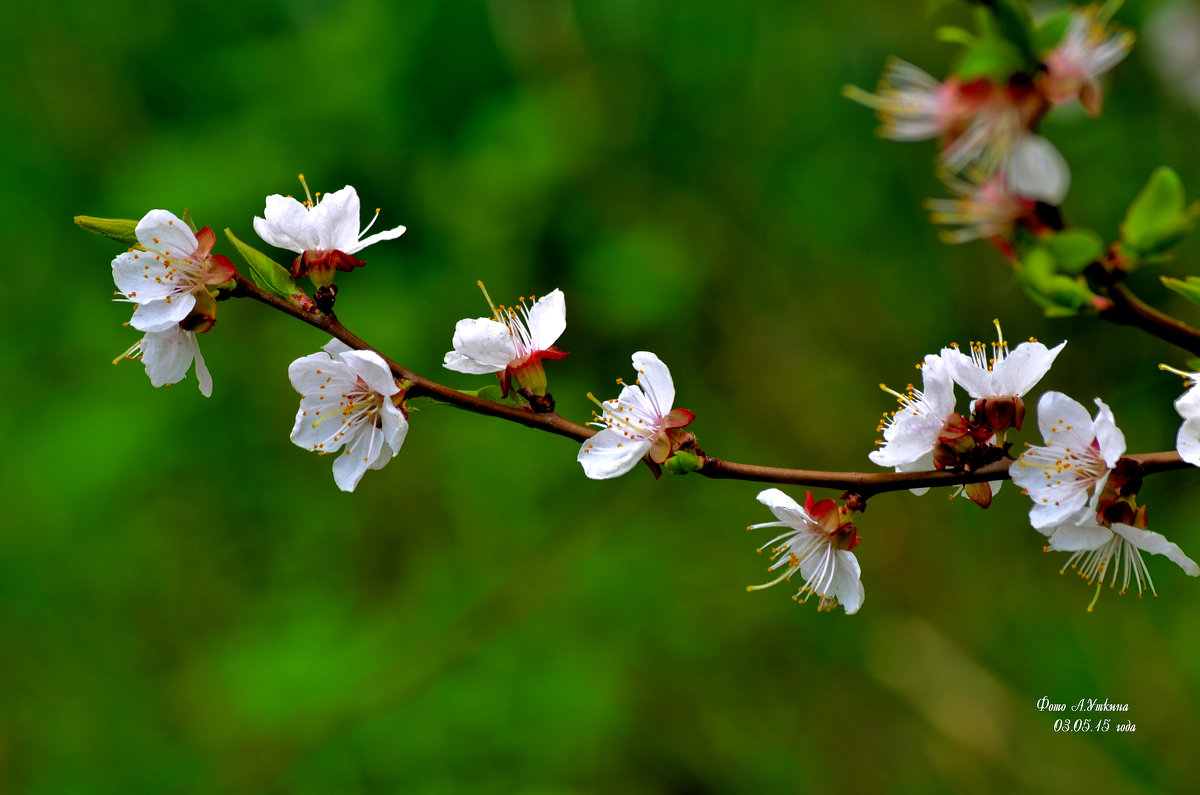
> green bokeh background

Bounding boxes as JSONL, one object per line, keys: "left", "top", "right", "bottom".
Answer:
{"left": 4, "top": 1, "right": 1200, "bottom": 792}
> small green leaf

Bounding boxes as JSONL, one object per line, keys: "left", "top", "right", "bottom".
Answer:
{"left": 462, "top": 384, "right": 528, "bottom": 409}
{"left": 956, "top": 39, "right": 1024, "bottom": 82}
{"left": 1044, "top": 228, "right": 1104, "bottom": 274}
{"left": 1186, "top": 357, "right": 1200, "bottom": 372}
{"left": 1122, "top": 167, "right": 1200, "bottom": 257}
{"left": 182, "top": 207, "right": 199, "bottom": 233}
{"left": 1016, "top": 246, "right": 1097, "bottom": 316}
{"left": 936, "top": 26, "right": 977, "bottom": 47}
{"left": 224, "top": 228, "right": 307, "bottom": 302}
{"left": 1162, "top": 276, "right": 1200, "bottom": 307}
{"left": 74, "top": 215, "right": 139, "bottom": 246}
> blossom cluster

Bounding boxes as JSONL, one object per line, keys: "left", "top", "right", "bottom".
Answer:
{"left": 847, "top": 4, "right": 1132, "bottom": 246}
{"left": 867, "top": 320, "right": 1198, "bottom": 611}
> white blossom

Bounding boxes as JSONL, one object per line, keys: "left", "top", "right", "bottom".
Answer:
{"left": 289, "top": 339, "right": 408, "bottom": 492}
{"left": 745, "top": 489, "right": 864, "bottom": 615}
{"left": 578, "top": 352, "right": 694, "bottom": 479}
{"left": 1010, "top": 392, "right": 1125, "bottom": 530}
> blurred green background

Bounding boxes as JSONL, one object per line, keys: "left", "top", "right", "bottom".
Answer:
{"left": 4, "top": 0, "right": 1200, "bottom": 792}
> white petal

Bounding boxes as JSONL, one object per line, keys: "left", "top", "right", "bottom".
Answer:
{"left": 1091, "top": 398, "right": 1127, "bottom": 466}
{"left": 992, "top": 340, "right": 1066, "bottom": 397}
{"left": 323, "top": 338, "right": 355, "bottom": 359}
{"left": 111, "top": 251, "right": 184, "bottom": 303}
{"left": 339, "top": 349, "right": 400, "bottom": 397}
{"left": 525, "top": 289, "right": 567, "bottom": 350}
{"left": 444, "top": 317, "right": 515, "bottom": 374}
{"left": 308, "top": 186, "right": 360, "bottom": 252}
{"left": 1034, "top": 391, "right": 1093, "bottom": 445}
{"left": 1177, "top": 418, "right": 1200, "bottom": 466}
{"left": 831, "top": 550, "right": 865, "bottom": 615}
{"left": 1027, "top": 490, "right": 1092, "bottom": 530}
{"left": 631, "top": 351, "right": 675, "bottom": 418}
{"left": 351, "top": 223, "right": 407, "bottom": 253}
{"left": 577, "top": 430, "right": 652, "bottom": 479}
{"left": 755, "top": 488, "right": 813, "bottom": 529}
{"left": 190, "top": 333, "right": 212, "bottom": 396}
{"left": 1111, "top": 523, "right": 1200, "bottom": 576}
{"left": 255, "top": 194, "right": 317, "bottom": 253}
{"left": 1007, "top": 134, "right": 1071, "bottom": 204}
{"left": 135, "top": 210, "right": 199, "bottom": 256}
{"left": 129, "top": 294, "right": 195, "bottom": 332}
{"left": 941, "top": 346, "right": 992, "bottom": 399}
{"left": 140, "top": 328, "right": 194, "bottom": 388}
{"left": 1174, "top": 383, "right": 1200, "bottom": 418}
{"left": 379, "top": 403, "right": 410, "bottom": 453}
{"left": 1046, "top": 517, "right": 1112, "bottom": 549}
{"left": 332, "top": 420, "right": 383, "bottom": 492}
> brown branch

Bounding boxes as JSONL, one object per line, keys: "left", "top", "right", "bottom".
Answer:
{"left": 228, "top": 274, "right": 1193, "bottom": 495}
{"left": 229, "top": 274, "right": 595, "bottom": 443}
{"left": 1099, "top": 282, "right": 1200, "bottom": 357}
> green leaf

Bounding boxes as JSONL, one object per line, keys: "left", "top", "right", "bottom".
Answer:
{"left": 1033, "top": 11, "right": 1071, "bottom": 54}
{"left": 462, "top": 384, "right": 528, "bottom": 409}
{"left": 74, "top": 215, "right": 139, "bottom": 246}
{"left": 955, "top": 39, "right": 1024, "bottom": 82}
{"left": 1044, "top": 229, "right": 1104, "bottom": 274}
{"left": 936, "top": 26, "right": 977, "bottom": 48}
{"left": 224, "top": 228, "right": 307, "bottom": 302}
{"left": 1162, "top": 276, "right": 1200, "bottom": 307}
{"left": 1016, "top": 246, "right": 1097, "bottom": 316}
{"left": 181, "top": 207, "right": 199, "bottom": 233}
{"left": 1121, "top": 167, "right": 1200, "bottom": 257}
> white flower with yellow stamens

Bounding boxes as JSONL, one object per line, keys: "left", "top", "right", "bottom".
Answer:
{"left": 578, "top": 351, "right": 694, "bottom": 479}
{"left": 1042, "top": 506, "right": 1198, "bottom": 611}
{"left": 1042, "top": 4, "right": 1134, "bottom": 115}
{"left": 289, "top": 339, "right": 408, "bottom": 492}
{"left": 443, "top": 284, "right": 569, "bottom": 398}
{"left": 745, "top": 489, "right": 864, "bottom": 615}
{"left": 1010, "top": 392, "right": 1125, "bottom": 530}
{"left": 869, "top": 353, "right": 957, "bottom": 492}
{"left": 941, "top": 319, "right": 1065, "bottom": 418}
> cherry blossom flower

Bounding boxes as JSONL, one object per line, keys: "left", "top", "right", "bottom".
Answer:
{"left": 1010, "top": 392, "right": 1126, "bottom": 530}
{"left": 843, "top": 58, "right": 986, "bottom": 142}
{"left": 1161, "top": 364, "right": 1200, "bottom": 466}
{"left": 578, "top": 351, "right": 695, "bottom": 479}
{"left": 111, "top": 210, "right": 237, "bottom": 334}
{"left": 926, "top": 174, "right": 1029, "bottom": 244}
{"left": 1042, "top": 5, "right": 1134, "bottom": 115}
{"left": 868, "top": 354, "right": 957, "bottom": 491}
{"left": 443, "top": 285, "right": 569, "bottom": 399}
{"left": 941, "top": 319, "right": 1065, "bottom": 432}
{"left": 745, "top": 489, "right": 864, "bottom": 615}
{"left": 1005, "top": 134, "right": 1071, "bottom": 205}
{"left": 289, "top": 339, "right": 408, "bottom": 492}
{"left": 1042, "top": 506, "right": 1198, "bottom": 610}
{"left": 114, "top": 325, "right": 212, "bottom": 396}
{"left": 253, "top": 179, "right": 406, "bottom": 285}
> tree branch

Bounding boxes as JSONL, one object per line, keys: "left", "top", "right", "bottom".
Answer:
{"left": 228, "top": 274, "right": 1193, "bottom": 496}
